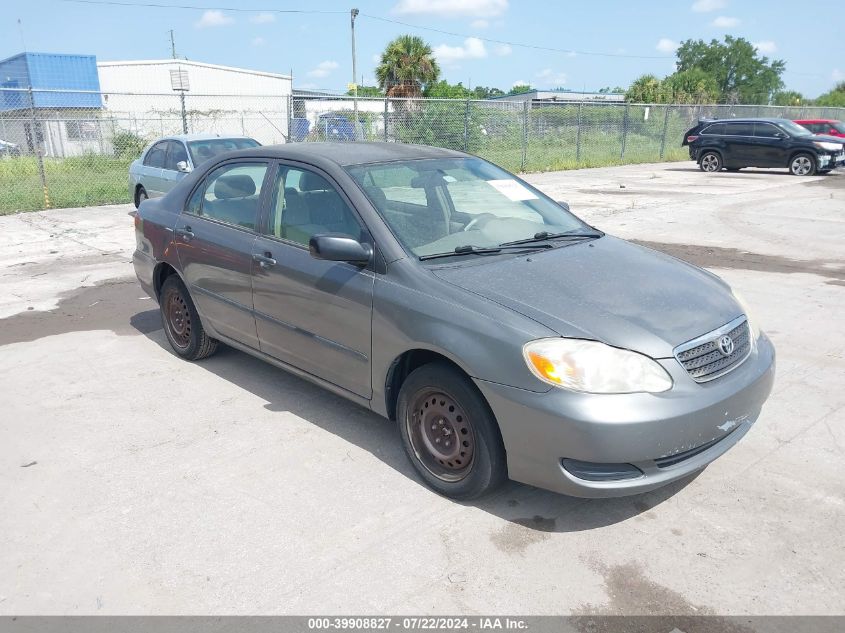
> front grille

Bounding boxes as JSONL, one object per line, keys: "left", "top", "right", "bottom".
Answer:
{"left": 654, "top": 435, "right": 726, "bottom": 468}
{"left": 674, "top": 316, "right": 751, "bottom": 382}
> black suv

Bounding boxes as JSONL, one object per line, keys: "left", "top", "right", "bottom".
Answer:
{"left": 683, "top": 117, "right": 844, "bottom": 176}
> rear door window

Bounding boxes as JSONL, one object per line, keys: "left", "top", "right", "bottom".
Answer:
{"left": 186, "top": 162, "right": 269, "bottom": 231}
{"left": 725, "top": 122, "right": 753, "bottom": 136}
{"left": 143, "top": 142, "right": 167, "bottom": 168}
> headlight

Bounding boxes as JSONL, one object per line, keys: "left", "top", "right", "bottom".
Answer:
{"left": 523, "top": 338, "right": 673, "bottom": 394}
{"left": 731, "top": 290, "right": 761, "bottom": 341}
{"left": 813, "top": 141, "right": 843, "bottom": 152}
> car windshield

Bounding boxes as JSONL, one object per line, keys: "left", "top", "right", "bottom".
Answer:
{"left": 346, "top": 157, "right": 588, "bottom": 258}
{"left": 831, "top": 122, "right": 845, "bottom": 134}
{"left": 777, "top": 120, "right": 813, "bottom": 137}
{"left": 187, "top": 138, "right": 260, "bottom": 165}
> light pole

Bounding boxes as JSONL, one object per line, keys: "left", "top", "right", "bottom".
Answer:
{"left": 350, "top": 8, "right": 360, "bottom": 140}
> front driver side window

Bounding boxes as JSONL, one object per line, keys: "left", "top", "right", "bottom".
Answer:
{"left": 186, "top": 162, "right": 268, "bottom": 231}
{"left": 267, "top": 166, "right": 363, "bottom": 246}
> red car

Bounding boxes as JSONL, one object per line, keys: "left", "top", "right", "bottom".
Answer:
{"left": 794, "top": 119, "right": 845, "bottom": 138}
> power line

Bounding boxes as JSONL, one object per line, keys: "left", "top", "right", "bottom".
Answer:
{"left": 54, "top": 0, "right": 672, "bottom": 60}
{"left": 359, "top": 13, "right": 672, "bottom": 60}
{"left": 58, "top": 0, "right": 345, "bottom": 14}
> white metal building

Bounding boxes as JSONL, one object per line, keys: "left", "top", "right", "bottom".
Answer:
{"left": 494, "top": 89, "right": 626, "bottom": 103}
{"left": 97, "top": 59, "right": 292, "bottom": 144}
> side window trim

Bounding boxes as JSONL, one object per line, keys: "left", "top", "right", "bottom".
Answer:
{"left": 258, "top": 159, "right": 370, "bottom": 249}
{"left": 181, "top": 159, "right": 272, "bottom": 235}
{"left": 143, "top": 141, "right": 167, "bottom": 168}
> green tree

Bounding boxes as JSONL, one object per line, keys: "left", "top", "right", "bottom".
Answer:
{"left": 625, "top": 74, "right": 664, "bottom": 103}
{"left": 598, "top": 86, "right": 625, "bottom": 94}
{"left": 346, "top": 85, "right": 383, "bottom": 97}
{"left": 814, "top": 82, "right": 845, "bottom": 107}
{"left": 674, "top": 36, "right": 785, "bottom": 103}
{"left": 772, "top": 90, "right": 803, "bottom": 106}
{"left": 424, "top": 80, "right": 472, "bottom": 99}
{"left": 472, "top": 85, "right": 505, "bottom": 99}
{"left": 375, "top": 35, "right": 440, "bottom": 98}
{"left": 663, "top": 68, "right": 721, "bottom": 103}
{"left": 508, "top": 83, "right": 533, "bottom": 95}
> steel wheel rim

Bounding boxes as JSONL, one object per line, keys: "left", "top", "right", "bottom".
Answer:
{"left": 702, "top": 154, "right": 719, "bottom": 171}
{"left": 406, "top": 389, "right": 475, "bottom": 482}
{"left": 164, "top": 287, "right": 191, "bottom": 349}
{"left": 792, "top": 156, "right": 811, "bottom": 175}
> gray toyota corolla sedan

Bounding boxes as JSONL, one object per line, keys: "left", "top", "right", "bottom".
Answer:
{"left": 133, "top": 142, "right": 775, "bottom": 500}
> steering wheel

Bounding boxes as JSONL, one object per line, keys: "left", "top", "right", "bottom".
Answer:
{"left": 463, "top": 213, "right": 497, "bottom": 232}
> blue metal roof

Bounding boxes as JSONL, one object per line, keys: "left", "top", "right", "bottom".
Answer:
{"left": 0, "top": 52, "right": 102, "bottom": 111}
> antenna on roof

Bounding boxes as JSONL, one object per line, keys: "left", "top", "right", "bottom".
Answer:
{"left": 17, "top": 18, "right": 27, "bottom": 52}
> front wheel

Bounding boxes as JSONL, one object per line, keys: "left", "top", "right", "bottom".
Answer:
{"left": 159, "top": 275, "right": 218, "bottom": 360}
{"left": 699, "top": 151, "right": 722, "bottom": 172}
{"left": 789, "top": 153, "right": 816, "bottom": 176}
{"left": 397, "top": 362, "right": 507, "bottom": 500}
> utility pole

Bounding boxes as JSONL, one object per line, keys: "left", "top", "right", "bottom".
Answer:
{"left": 350, "top": 8, "right": 360, "bottom": 140}
{"left": 170, "top": 30, "right": 188, "bottom": 134}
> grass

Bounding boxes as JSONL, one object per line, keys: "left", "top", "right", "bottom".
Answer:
{"left": 0, "top": 155, "right": 132, "bottom": 214}
{"left": 0, "top": 138, "right": 690, "bottom": 214}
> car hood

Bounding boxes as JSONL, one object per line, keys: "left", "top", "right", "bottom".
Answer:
{"left": 813, "top": 134, "right": 845, "bottom": 144}
{"left": 430, "top": 236, "right": 742, "bottom": 359}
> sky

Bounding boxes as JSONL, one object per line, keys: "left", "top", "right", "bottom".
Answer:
{"left": 1, "top": 0, "right": 842, "bottom": 97}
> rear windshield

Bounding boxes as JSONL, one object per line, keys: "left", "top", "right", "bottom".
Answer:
{"left": 188, "top": 138, "right": 260, "bottom": 165}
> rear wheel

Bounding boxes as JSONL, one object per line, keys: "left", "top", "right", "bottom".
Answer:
{"left": 159, "top": 275, "right": 218, "bottom": 360}
{"left": 135, "top": 186, "right": 148, "bottom": 208}
{"left": 699, "top": 152, "right": 722, "bottom": 172}
{"left": 789, "top": 153, "right": 816, "bottom": 176}
{"left": 397, "top": 362, "right": 507, "bottom": 500}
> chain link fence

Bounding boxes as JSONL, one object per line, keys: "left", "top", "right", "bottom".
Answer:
{"left": 2, "top": 87, "right": 844, "bottom": 212}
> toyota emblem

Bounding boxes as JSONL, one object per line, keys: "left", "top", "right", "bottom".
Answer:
{"left": 718, "top": 335, "right": 735, "bottom": 356}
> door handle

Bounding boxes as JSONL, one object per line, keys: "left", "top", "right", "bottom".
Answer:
{"left": 175, "top": 226, "right": 194, "bottom": 241}
{"left": 253, "top": 252, "right": 277, "bottom": 268}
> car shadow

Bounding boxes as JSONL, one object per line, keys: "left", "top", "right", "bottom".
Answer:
{"left": 132, "top": 308, "right": 698, "bottom": 533}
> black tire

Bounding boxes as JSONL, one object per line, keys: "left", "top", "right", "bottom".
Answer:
{"left": 397, "top": 362, "right": 507, "bottom": 499}
{"left": 159, "top": 275, "right": 218, "bottom": 360}
{"left": 135, "top": 186, "right": 148, "bottom": 208}
{"left": 819, "top": 169, "right": 832, "bottom": 175}
{"left": 726, "top": 167, "right": 742, "bottom": 172}
{"left": 789, "top": 153, "right": 816, "bottom": 176}
{"left": 699, "top": 151, "right": 722, "bottom": 172}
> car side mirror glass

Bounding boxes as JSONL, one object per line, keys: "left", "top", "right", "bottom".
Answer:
{"left": 309, "top": 234, "right": 372, "bottom": 265}
{"left": 176, "top": 160, "right": 191, "bottom": 173}
{"left": 774, "top": 132, "right": 785, "bottom": 139}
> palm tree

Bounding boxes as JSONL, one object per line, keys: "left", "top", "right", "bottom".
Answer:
{"left": 376, "top": 35, "right": 440, "bottom": 98}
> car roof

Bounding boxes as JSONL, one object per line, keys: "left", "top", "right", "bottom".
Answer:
{"left": 162, "top": 133, "right": 256, "bottom": 142}
{"left": 224, "top": 142, "right": 469, "bottom": 167}
{"left": 793, "top": 119, "right": 838, "bottom": 123}
{"left": 701, "top": 117, "right": 795, "bottom": 125}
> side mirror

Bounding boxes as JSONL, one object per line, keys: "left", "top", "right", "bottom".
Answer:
{"left": 176, "top": 160, "right": 192, "bottom": 173}
{"left": 773, "top": 132, "right": 786, "bottom": 139}
{"left": 309, "top": 234, "right": 372, "bottom": 265}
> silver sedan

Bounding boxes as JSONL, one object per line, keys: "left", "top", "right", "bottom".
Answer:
{"left": 129, "top": 134, "right": 259, "bottom": 207}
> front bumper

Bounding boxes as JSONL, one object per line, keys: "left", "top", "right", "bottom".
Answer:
{"left": 818, "top": 149, "right": 845, "bottom": 169}
{"left": 475, "top": 333, "right": 776, "bottom": 498}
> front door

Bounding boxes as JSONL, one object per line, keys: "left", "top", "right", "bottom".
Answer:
{"left": 174, "top": 160, "right": 270, "bottom": 348}
{"left": 251, "top": 162, "right": 374, "bottom": 398}
{"left": 752, "top": 122, "right": 788, "bottom": 167}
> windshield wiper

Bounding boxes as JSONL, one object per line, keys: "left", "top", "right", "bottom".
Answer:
{"left": 419, "top": 243, "right": 553, "bottom": 261}
{"left": 499, "top": 229, "right": 604, "bottom": 247}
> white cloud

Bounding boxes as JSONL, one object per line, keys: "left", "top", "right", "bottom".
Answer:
{"left": 656, "top": 38, "right": 678, "bottom": 53}
{"left": 195, "top": 10, "right": 234, "bottom": 28}
{"left": 433, "top": 37, "right": 487, "bottom": 64}
{"left": 565, "top": 51, "right": 577, "bottom": 58}
{"left": 712, "top": 15, "right": 740, "bottom": 28}
{"left": 251, "top": 37, "right": 266, "bottom": 47}
{"left": 393, "top": 0, "right": 508, "bottom": 18}
{"left": 249, "top": 12, "right": 276, "bottom": 24}
{"left": 691, "top": 0, "right": 726, "bottom": 12}
{"left": 511, "top": 80, "right": 530, "bottom": 89}
{"left": 372, "top": 53, "right": 382, "bottom": 64}
{"left": 495, "top": 44, "right": 512, "bottom": 56}
{"left": 753, "top": 41, "right": 777, "bottom": 54}
{"left": 536, "top": 68, "right": 567, "bottom": 86}
{"left": 832, "top": 69, "right": 844, "bottom": 82}
{"left": 471, "top": 19, "right": 489, "bottom": 29}
{"left": 308, "top": 60, "right": 339, "bottom": 78}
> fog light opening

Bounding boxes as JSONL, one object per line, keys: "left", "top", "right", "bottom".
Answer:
{"left": 561, "top": 459, "right": 643, "bottom": 482}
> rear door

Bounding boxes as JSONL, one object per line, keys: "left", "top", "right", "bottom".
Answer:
{"left": 752, "top": 122, "right": 789, "bottom": 167}
{"left": 251, "top": 161, "right": 375, "bottom": 398}
{"left": 174, "top": 160, "right": 271, "bottom": 348}
{"left": 141, "top": 141, "right": 167, "bottom": 196}
{"left": 722, "top": 121, "right": 757, "bottom": 165}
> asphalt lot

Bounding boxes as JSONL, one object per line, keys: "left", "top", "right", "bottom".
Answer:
{"left": 1, "top": 162, "right": 843, "bottom": 616}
